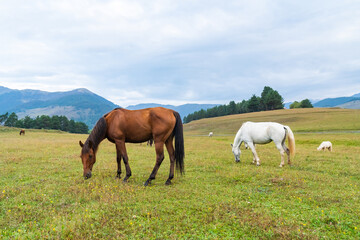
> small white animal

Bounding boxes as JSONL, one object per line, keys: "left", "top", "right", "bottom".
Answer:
{"left": 317, "top": 141, "right": 332, "bottom": 152}
{"left": 209, "top": 132, "right": 213, "bottom": 137}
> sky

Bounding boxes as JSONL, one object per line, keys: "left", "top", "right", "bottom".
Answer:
{"left": 1, "top": 0, "right": 360, "bottom": 107}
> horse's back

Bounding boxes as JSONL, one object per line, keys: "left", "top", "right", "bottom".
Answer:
{"left": 321, "top": 141, "right": 332, "bottom": 147}
{"left": 105, "top": 107, "right": 176, "bottom": 143}
{"left": 240, "top": 122, "right": 286, "bottom": 144}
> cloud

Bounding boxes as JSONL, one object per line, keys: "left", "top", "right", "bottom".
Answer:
{"left": 1, "top": 0, "right": 360, "bottom": 106}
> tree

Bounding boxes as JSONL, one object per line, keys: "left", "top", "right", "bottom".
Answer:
{"left": 260, "top": 86, "right": 273, "bottom": 111}
{"left": 266, "top": 90, "right": 284, "bottom": 110}
{"left": 290, "top": 101, "right": 301, "bottom": 109}
{"left": 247, "top": 95, "right": 261, "bottom": 112}
{"left": 51, "top": 115, "right": 61, "bottom": 130}
{"left": 300, "top": 99, "right": 313, "bottom": 108}
{"left": 4, "top": 112, "right": 18, "bottom": 127}
{"left": 0, "top": 112, "right": 9, "bottom": 124}
{"left": 23, "top": 116, "right": 34, "bottom": 128}
{"left": 260, "top": 86, "right": 284, "bottom": 110}
{"left": 290, "top": 99, "right": 313, "bottom": 108}
{"left": 228, "top": 101, "right": 237, "bottom": 114}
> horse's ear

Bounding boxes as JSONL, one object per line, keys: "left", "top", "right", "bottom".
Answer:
{"left": 79, "top": 141, "right": 84, "bottom": 148}
{"left": 88, "top": 140, "right": 93, "bottom": 150}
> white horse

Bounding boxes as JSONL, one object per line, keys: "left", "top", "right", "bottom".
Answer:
{"left": 317, "top": 141, "right": 332, "bottom": 151}
{"left": 209, "top": 132, "right": 213, "bottom": 137}
{"left": 231, "top": 122, "right": 295, "bottom": 167}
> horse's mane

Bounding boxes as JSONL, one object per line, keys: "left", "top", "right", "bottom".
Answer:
{"left": 85, "top": 117, "right": 107, "bottom": 152}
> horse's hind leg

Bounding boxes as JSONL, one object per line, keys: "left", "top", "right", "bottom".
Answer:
{"left": 165, "top": 137, "right": 175, "bottom": 185}
{"left": 276, "top": 142, "right": 287, "bottom": 167}
{"left": 282, "top": 143, "right": 291, "bottom": 165}
{"left": 144, "top": 141, "right": 165, "bottom": 186}
{"left": 116, "top": 140, "right": 132, "bottom": 182}
{"left": 115, "top": 146, "right": 122, "bottom": 178}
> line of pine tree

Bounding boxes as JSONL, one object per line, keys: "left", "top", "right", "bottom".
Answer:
{"left": 183, "top": 86, "right": 284, "bottom": 123}
{"left": 0, "top": 112, "right": 88, "bottom": 134}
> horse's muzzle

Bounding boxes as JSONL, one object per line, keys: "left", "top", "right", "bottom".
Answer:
{"left": 84, "top": 172, "right": 92, "bottom": 179}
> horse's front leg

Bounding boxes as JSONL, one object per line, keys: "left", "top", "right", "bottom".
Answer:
{"left": 116, "top": 140, "right": 132, "bottom": 182}
{"left": 247, "top": 142, "right": 260, "bottom": 166}
{"left": 144, "top": 141, "right": 165, "bottom": 186}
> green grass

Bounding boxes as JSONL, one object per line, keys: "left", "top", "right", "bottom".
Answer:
{"left": 1, "top": 108, "right": 360, "bottom": 239}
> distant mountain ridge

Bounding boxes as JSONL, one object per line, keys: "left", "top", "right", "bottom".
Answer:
{"left": 0, "top": 86, "right": 218, "bottom": 128}
{"left": 0, "top": 86, "right": 119, "bottom": 128}
{"left": 1, "top": 86, "right": 358, "bottom": 128}
{"left": 285, "top": 93, "right": 360, "bottom": 109}
{"left": 313, "top": 93, "right": 360, "bottom": 108}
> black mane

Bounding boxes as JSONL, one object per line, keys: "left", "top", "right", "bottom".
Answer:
{"left": 84, "top": 117, "right": 107, "bottom": 152}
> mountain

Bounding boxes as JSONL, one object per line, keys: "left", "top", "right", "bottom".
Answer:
{"left": 336, "top": 100, "right": 360, "bottom": 109}
{"left": 126, "top": 103, "right": 219, "bottom": 119}
{"left": 313, "top": 96, "right": 360, "bottom": 108}
{"left": 0, "top": 86, "right": 218, "bottom": 128}
{"left": 0, "top": 86, "right": 119, "bottom": 128}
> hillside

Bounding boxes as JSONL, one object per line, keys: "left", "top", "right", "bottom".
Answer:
{"left": 0, "top": 87, "right": 119, "bottom": 128}
{"left": 337, "top": 100, "right": 360, "bottom": 109}
{"left": 184, "top": 108, "right": 360, "bottom": 135}
{"left": 313, "top": 93, "right": 360, "bottom": 108}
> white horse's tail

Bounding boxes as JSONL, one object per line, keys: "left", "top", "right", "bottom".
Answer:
{"left": 284, "top": 126, "right": 295, "bottom": 156}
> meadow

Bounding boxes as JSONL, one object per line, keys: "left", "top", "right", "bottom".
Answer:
{"left": 1, "top": 108, "right": 360, "bottom": 239}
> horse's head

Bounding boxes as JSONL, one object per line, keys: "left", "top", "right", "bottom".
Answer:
{"left": 231, "top": 143, "right": 241, "bottom": 162}
{"left": 79, "top": 140, "right": 96, "bottom": 179}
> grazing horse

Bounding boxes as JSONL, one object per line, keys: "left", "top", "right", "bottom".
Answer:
{"left": 231, "top": 122, "right": 295, "bottom": 167}
{"left": 19, "top": 129, "right": 25, "bottom": 135}
{"left": 79, "top": 107, "right": 185, "bottom": 186}
{"left": 317, "top": 141, "right": 332, "bottom": 152}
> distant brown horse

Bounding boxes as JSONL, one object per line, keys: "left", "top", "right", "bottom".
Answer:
{"left": 19, "top": 129, "right": 25, "bottom": 135}
{"left": 79, "top": 107, "right": 185, "bottom": 186}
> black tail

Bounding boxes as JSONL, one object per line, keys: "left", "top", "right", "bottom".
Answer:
{"left": 173, "top": 111, "right": 185, "bottom": 175}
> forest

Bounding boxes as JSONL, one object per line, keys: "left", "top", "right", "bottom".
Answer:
{"left": 184, "top": 86, "right": 285, "bottom": 123}
{"left": 0, "top": 112, "right": 89, "bottom": 134}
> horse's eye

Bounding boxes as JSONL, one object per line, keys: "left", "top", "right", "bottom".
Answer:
{"left": 89, "top": 155, "right": 93, "bottom": 159}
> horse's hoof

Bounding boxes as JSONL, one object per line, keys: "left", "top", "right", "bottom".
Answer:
{"left": 165, "top": 179, "right": 172, "bottom": 185}
{"left": 144, "top": 181, "right": 150, "bottom": 187}
{"left": 279, "top": 165, "right": 284, "bottom": 168}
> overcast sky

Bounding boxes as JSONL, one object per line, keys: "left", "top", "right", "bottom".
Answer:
{"left": 1, "top": 1, "right": 360, "bottom": 107}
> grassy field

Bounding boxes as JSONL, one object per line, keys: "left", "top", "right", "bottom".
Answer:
{"left": 1, "top": 108, "right": 360, "bottom": 239}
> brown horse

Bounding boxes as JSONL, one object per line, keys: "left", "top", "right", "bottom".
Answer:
{"left": 19, "top": 129, "right": 25, "bottom": 135}
{"left": 79, "top": 107, "right": 184, "bottom": 186}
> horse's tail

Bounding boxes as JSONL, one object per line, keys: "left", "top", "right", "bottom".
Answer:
{"left": 173, "top": 111, "right": 185, "bottom": 175}
{"left": 284, "top": 126, "right": 295, "bottom": 156}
